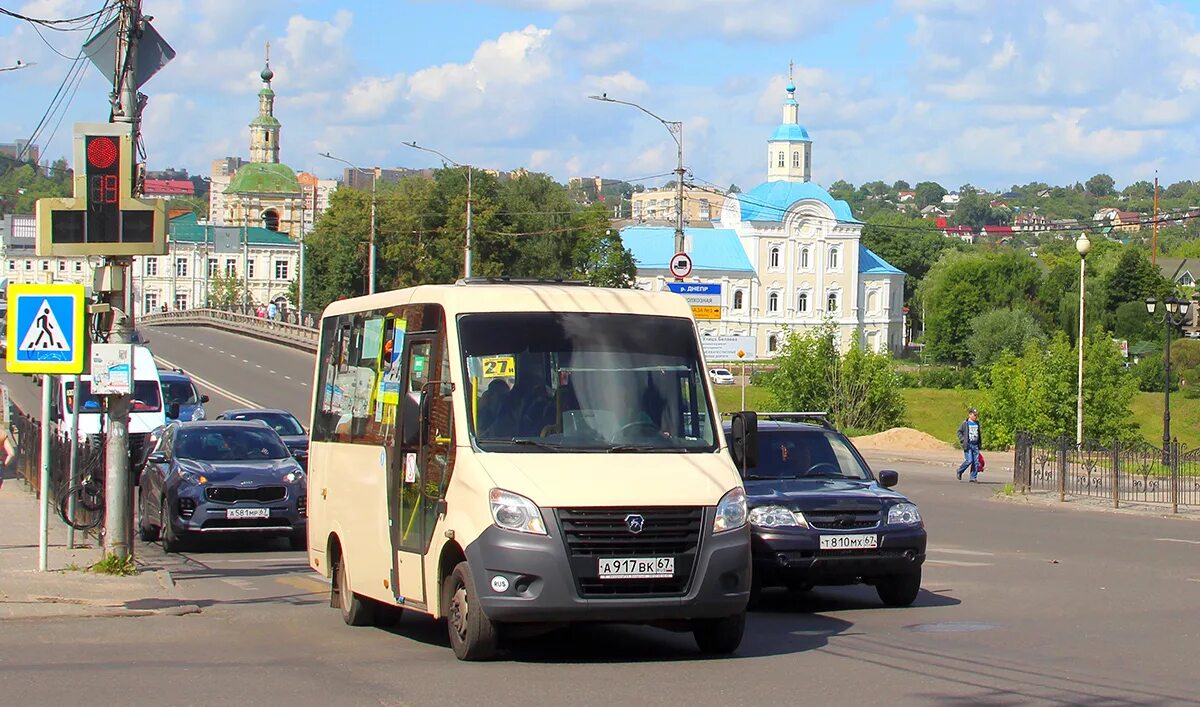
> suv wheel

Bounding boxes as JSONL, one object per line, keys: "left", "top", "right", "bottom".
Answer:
{"left": 876, "top": 570, "right": 921, "bottom": 607}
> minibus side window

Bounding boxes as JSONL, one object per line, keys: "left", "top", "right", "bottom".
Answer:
{"left": 312, "top": 317, "right": 348, "bottom": 442}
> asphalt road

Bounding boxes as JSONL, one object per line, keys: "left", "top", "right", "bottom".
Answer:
{"left": 2, "top": 324, "right": 1199, "bottom": 704}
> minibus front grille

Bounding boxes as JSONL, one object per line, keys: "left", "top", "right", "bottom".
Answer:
{"left": 555, "top": 507, "right": 703, "bottom": 598}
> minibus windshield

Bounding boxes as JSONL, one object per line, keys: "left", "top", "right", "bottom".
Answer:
{"left": 460, "top": 312, "right": 717, "bottom": 453}
{"left": 68, "top": 380, "right": 162, "bottom": 413}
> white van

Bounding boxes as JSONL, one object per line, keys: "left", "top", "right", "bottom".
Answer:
{"left": 307, "top": 282, "right": 753, "bottom": 660}
{"left": 52, "top": 345, "right": 166, "bottom": 460}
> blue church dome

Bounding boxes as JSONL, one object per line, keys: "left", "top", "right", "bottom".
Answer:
{"left": 735, "top": 181, "right": 859, "bottom": 224}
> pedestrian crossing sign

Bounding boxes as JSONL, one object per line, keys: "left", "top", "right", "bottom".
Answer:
{"left": 5, "top": 283, "right": 86, "bottom": 374}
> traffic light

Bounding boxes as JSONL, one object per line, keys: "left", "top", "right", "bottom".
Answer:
{"left": 35, "top": 123, "right": 165, "bottom": 256}
{"left": 85, "top": 134, "right": 121, "bottom": 244}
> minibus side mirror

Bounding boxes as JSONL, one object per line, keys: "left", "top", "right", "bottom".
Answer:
{"left": 729, "top": 411, "right": 758, "bottom": 471}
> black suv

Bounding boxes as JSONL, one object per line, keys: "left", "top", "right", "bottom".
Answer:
{"left": 723, "top": 413, "right": 926, "bottom": 607}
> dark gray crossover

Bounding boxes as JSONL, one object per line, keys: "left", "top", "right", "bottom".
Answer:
{"left": 137, "top": 420, "right": 308, "bottom": 552}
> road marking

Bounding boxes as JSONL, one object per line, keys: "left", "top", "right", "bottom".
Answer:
{"left": 929, "top": 548, "right": 995, "bottom": 557}
{"left": 268, "top": 370, "right": 276, "bottom": 374}
{"left": 284, "top": 375, "right": 291, "bottom": 380}
{"left": 276, "top": 575, "right": 330, "bottom": 594}
{"left": 220, "top": 578, "right": 256, "bottom": 591}
{"left": 1189, "top": 578, "right": 1200, "bottom": 583}
{"left": 925, "top": 559, "right": 993, "bottom": 567}
{"left": 242, "top": 359, "right": 249, "bottom": 363}
{"left": 153, "top": 354, "right": 263, "bottom": 410}
{"left": 1156, "top": 538, "right": 1200, "bottom": 545}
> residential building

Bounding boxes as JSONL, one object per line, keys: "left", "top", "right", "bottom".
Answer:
{"left": 941, "top": 225, "right": 976, "bottom": 243}
{"left": 1014, "top": 210, "right": 1051, "bottom": 232}
{"left": 142, "top": 179, "right": 195, "bottom": 199}
{"left": 920, "top": 204, "right": 947, "bottom": 218}
{"left": 622, "top": 76, "right": 905, "bottom": 356}
{"left": 1094, "top": 207, "right": 1143, "bottom": 233}
{"left": 1, "top": 214, "right": 96, "bottom": 295}
{"left": 630, "top": 186, "right": 722, "bottom": 223}
{"left": 897, "top": 190, "right": 915, "bottom": 202}
{"left": 981, "top": 225, "right": 1015, "bottom": 243}
{"left": 941, "top": 193, "right": 960, "bottom": 206}
{"left": 296, "top": 171, "right": 337, "bottom": 236}
{"left": 0, "top": 139, "right": 38, "bottom": 165}
{"left": 131, "top": 213, "right": 299, "bottom": 317}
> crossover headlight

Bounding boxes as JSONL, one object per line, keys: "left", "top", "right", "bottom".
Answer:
{"left": 713, "top": 487, "right": 748, "bottom": 533}
{"left": 489, "top": 488, "right": 546, "bottom": 535}
{"left": 189, "top": 407, "right": 205, "bottom": 421}
{"left": 887, "top": 502, "right": 922, "bottom": 525}
{"left": 748, "top": 505, "right": 808, "bottom": 528}
{"left": 283, "top": 469, "right": 305, "bottom": 484}
{"left": 177, "top": 468, "right": 207, "bottom": 485}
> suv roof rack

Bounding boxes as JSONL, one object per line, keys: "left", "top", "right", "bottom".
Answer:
{"left": 456, "top": 277, "right": 590, "bottom": 286}
{"left": 721, "top": 411, "right": 836, "bottom": 430}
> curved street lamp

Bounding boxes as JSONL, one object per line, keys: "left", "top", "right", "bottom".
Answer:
{"left": 400, "top": 141, "right": 472, "bottom": 279}
{"left": 319, "top": 152, "right": 376, "bottom": 294}
{"left": 588, "top": 94, "right": 686, "bottom": 271}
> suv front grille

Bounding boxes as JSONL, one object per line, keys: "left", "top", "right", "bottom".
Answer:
{"left": 556, "top": 507, "right": 704, "bottom": 598}
{"left": 804, "top": 510, "right": 881, "bottom": 531}
{"left": 206, "top": 486, "right": 287, "bottom": 503}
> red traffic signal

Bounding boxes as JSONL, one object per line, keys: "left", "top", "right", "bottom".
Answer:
{"left": 86, "top": 136, "right": 117, "bottom": 169}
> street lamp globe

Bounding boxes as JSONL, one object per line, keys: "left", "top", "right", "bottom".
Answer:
{"left": 1145, "top": 297, "right": 1157, "bottom": 314}
{"left": 1165, "top": 297, "right": 1180, "bottom": 315}
{"left": 1181, "top": 297, "right": 1192, "bottom": 316}
{"left": 1075, "top": 232, "right": 1092, "bottom": 257}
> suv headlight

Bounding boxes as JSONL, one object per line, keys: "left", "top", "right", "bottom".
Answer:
{"left": 887, "top": 502, "right": 921, "bottom": 525}
{"left": 748, "top": 505, "right": 809, "bottom": 528}
{"left": 713, "top": 487, "right": 747, "bottom": 533}
{"left": 283, "top": 469, "right": 305, "bottom": 484}
{"left": 177, "top": 469, "right": 207, "bottom": 485}
{"left": 489, "top": 488, "right": 546, "bottom": 535}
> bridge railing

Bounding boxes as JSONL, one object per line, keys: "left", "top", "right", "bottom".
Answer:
{"left": 139, "top": 308, "right": 318, "bottom": 352}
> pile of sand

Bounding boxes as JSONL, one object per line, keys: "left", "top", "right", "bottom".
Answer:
{"left": 851, "top": 427, "right": 956, "bottom": 451}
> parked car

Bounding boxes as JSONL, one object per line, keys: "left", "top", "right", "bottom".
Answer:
{"left": 213, "top": 408, "right": 308, "bottom": 467}
{"left": 159, "top": 369, "right": 209, "bottom": 422}
{"left": 137, "top": 420, "right": 308, "bottom": 552}
{"left": 709, "top": 368, "right": 736, "bottom": 385}
{"left": 724, "top": 412, "right": 926, "bottom": 607}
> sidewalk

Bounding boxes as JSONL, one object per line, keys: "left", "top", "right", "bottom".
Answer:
{"left": 0, "top": 469, "right": 196, "bottom": 621}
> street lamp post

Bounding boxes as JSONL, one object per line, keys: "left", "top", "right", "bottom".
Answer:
{"left": 1075, "top": 233, "right": 1091, "bottom": 446}
{"left": 1145, "top": 295, "right": 1192, "bottom": 457}
{"left": 319, "top": 152, "right": 377, "bottom": 294}
{"left": 401, "top": 141, "right": 472, "bottom": 279}
{"left": 588, "top": 94, "right": 685, "bottom": 270}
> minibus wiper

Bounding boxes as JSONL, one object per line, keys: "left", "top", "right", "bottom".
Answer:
{"left": 607, "top": 444, "right": 679, "bottom": 453}
{"left": 509, "top": 437, "right": 572, "bottom": 451}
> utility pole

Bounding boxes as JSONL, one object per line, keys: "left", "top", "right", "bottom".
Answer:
{"left": 297, "top": 193, "right": 305, "bottom": 310}
{"left": 369, "top": 172, "right": 377, "bottom": 294}
{"left": 103, "top": 0, "right": 142, "bottom": 561}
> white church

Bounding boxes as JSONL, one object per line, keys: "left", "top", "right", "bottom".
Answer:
{"left": 622, "top": 77, "right": 906, "bottom": 357}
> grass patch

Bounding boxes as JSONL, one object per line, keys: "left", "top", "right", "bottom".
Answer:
{"left": 899, "top": 388, "right": 981, "bottom": 444}
{"left": 1130, "top": 392, "right": 1200, "bottom": 448}
{"left": 996, "top": 482, "right": 1016, "bottom": 497}
{"left": 89, "top": 553, "right": 138, "bottom": 577}
{"left": 712, "top": 384, "right": 775, "bottom": 413}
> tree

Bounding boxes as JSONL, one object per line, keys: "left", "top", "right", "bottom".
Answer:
{"left": 1102, "top": 248, "right": 1169, "bottom": 312}
{"left": 980, "top": 331, "right": 1136, "bottom": 448}
{"left": 860, "top": 212, "right": 949, "bottom": 305}
{"left": 893, "top": 180, "right": 910, "bottom": 191}
{"left": 208, "top": 272, "right": 245, "bottom": 309}
{"left": 966, "top": 309, "right": 1045, "bottom": 367}
{"left": 914, "top": 181, "right": 947, "bottom": 208}
{"left": 1085, "top": 173, "right": 1115, "bottom": 197}
{"left": 952, "top": 189, "right": 990, "bottom": 229}
{"left": 766, "top": 324, "right": 907, "bottom": 433}
{"left": 828, "top": 179, "right": 854, "bottom": 202}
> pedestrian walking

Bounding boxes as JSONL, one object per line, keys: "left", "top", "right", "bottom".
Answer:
{"left": 955, "top": 408, "right": 982, "bottom": 482}
{"left": 0, "top": 424, "right": 16, "bottom": 490}
{"left": 267, "top": 302, "right": 278, "bottom": 321}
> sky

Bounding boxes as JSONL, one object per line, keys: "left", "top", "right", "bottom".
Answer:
{"left": 4, "top": 0, "right": 1200, "bottom": 195}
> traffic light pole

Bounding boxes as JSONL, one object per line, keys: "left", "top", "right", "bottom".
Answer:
{"left": 102, "top": 0, "right": 142, "bottom": 561}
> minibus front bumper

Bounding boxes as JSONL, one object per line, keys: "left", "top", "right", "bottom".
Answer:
{"left": 465, "top": 507, "right": 751, "bottom": 624}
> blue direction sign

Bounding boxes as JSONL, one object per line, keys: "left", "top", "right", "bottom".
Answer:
{"left": 5, "top": 283, "right": 86, "bottom": 374}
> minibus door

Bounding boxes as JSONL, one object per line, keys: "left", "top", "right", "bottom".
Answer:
{"left": 390, "top": 337, "right": 434, "bottom": 606}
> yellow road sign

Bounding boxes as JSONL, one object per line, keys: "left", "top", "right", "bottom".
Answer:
{"left": 691, "top": 305, "right": 721, "bottom": 320}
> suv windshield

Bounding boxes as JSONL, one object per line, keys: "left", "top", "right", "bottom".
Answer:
{"left": 176, "top": 426, "right": 290, "bottom": 461}
{"left": 224, "top": 411, "right": 304, "bottom": 437}
{"left": 746, "top": 429, "right": 872, "bottom": 481}
{"left": 459, "top": 312, "right": 716, "bottom": 453}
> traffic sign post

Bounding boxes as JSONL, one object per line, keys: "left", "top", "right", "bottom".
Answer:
{"left": 5, "top": 283, "right": 85, "bottom": 571}
{"left": 669, "top": 252, "right": 692, "bottom": 279}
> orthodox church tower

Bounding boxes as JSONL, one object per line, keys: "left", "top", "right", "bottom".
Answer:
{"left": 766, "top": 63, "right": 812, "bottom": 183}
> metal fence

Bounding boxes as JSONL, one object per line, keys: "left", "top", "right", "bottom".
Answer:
{"left": 1013, "top": 432, "right": 1200, "bottom": 512}
{"left": 9, "top": 410, "right": 106, "bottom": 536}
{"left": 139, "top": 307, "right": 318, "bottom": 352}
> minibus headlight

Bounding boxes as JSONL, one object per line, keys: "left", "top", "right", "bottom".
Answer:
{"left": 713, "top": 487, "right": 747, "bottom": 533}
{"left": 489, "top": 488, "right": 547, "bottom": 535}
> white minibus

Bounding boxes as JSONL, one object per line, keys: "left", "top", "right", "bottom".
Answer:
{"left": 306, "top": 281, "right": 753, "bottom": 660}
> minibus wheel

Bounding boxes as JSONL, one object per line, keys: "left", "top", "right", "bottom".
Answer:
{"left": 693, "top": 612, "right": 746, "bottom": 655}
{"left": 443, "top": 561, "right": 498, "bottom": 660}
{"left": 336, "top": 555, "right": 376, "bottom": 626}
